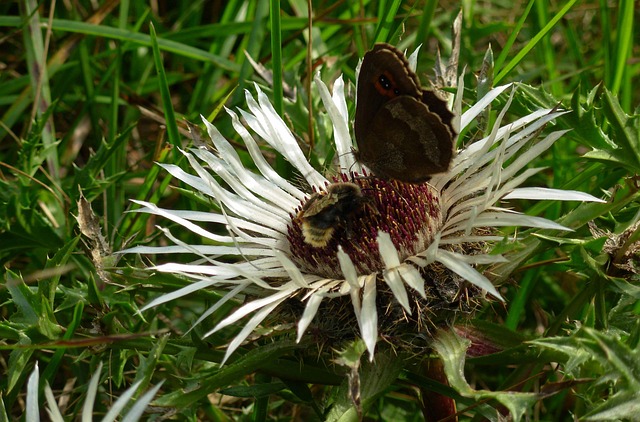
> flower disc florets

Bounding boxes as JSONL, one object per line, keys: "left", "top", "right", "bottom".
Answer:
{"left": 287, "top": 172, "right": 443, "bottom": 279}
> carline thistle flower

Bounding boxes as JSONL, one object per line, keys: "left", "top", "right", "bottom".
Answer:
{"left": 122, "top": 48, "right": 603, "bottom": 364}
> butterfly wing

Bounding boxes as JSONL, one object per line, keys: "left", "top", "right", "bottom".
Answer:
{"left": 422, "top": 89, "right": 456, "bottom": 138}
{"left": 354, "top": 43, "right": 455, "bottom": 183}
{"left": 359, "top": 96, "right": 453, "bottom": 182}
{"left": 355, "top": 44, "right": 422, "bottom": 145}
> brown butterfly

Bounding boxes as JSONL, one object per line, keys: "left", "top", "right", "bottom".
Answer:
{"left": 297, "top": 182, "right": 369, "bottom": 247}
{"left": 354, "top": 43, "right": 456, "bottom": 183}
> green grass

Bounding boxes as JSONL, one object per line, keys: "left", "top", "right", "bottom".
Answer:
{"left": 1, "top": 1, "right": 639, "bottom": 420}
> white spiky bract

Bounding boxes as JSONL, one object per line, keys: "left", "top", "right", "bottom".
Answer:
{"left": 122, "top": 63, "right": 604, "bottom": 364}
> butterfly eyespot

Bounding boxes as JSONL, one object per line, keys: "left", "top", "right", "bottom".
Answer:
{"left": 378, "top": 75, "right": 392, "bottom": 90}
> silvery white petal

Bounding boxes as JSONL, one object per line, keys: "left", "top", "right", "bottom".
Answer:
{"left": 224, "top": 110, "right": 313, "bottom": 200}
{"left": 397, "top": 263, "right": 427, "bottom": 298}
{"left": 315, "top": 74, "right": 358, "bottom": 173}
{"left": 459, "top": 84, "right": 511, "bottom": 132}
{"left": 472, "top": 211, "right": 572, "bottom": 231}
{"left": 383, "top": 268, "right": 411, "bottom": 313}
{"left": 219, "top": 298, "right": 288, "bottom": 365}
{"left": 503, "top": 188, "right": 606, "bottom": 202}
{"left": 435, "top": 249, "right": 503, "bottom": 300}
{"left": 139, "top": 277, "right": 240, "bottom": 313}
{"left": 206, "top": 285, "right": 298, "bottom": 338}
{"left": 82, "top": 361, "right": 103, "bottom": 421}
{"left": 361, "top": 273, "right": 378, "bottom": 361}
{"left": 407, "top": 45, "right": 421, "bottom": 71}
{"left": 121, "top": 382, "right": 164, "bottom": 422}
{"left": 190, "top": 142, "right": 300, "bottom": 211}
{"left": 439, "top": 235, "right": 505, "bottom": 245}
{"left": 103, "top": 380, "right": 143, "bottom": 422}
{"left": 186, "top": 283, "right": 251, "bottom": 334}
{"left": 274, "top": 249, "right": 310, "bottom": 288}
{"left": 128, "top": 206, "right": 282, "bottom": 239}
{"left": 338, "top": 247, "right": 362, "bottom": 319}
{"left": 378, "top": 231, "right": 401, "bottom": 268}
{"left": 181, "top": 150, "right": 292, "bottom": 222}
{"left": 158, "top": 162, "right": 287, "bottom": 232}
{"left": 297, "top": 291, "right": 326, "bottom": 342}
{"left": 241, "top": 86, "right": 326, "bottom": 187}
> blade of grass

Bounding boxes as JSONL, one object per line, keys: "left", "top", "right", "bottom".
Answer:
{"left": 105, "top": 1, "right": 128, "bottom": 235}
{"left": 610, "top": 0, "right": 633, "bottom": 105}
{"left": 270, "top": 0, "right": 283, "bottom": 115}
{"left": 493, "top": 0, "right": 535, "bottom": 73}
{"left": 20, "top": 0, "right": 59, "bottom": 179}
{"left": 505, "top": 267, "right": 536, "bottom": 330}
{"left": 495, "top": 0, "right": 578, "bottom": 85}
{"left": 77, "top": 39, "right": 100, "bottom": 143}
{"left": 149, "top": 22, "right": 181, "bottom": 158}
{"left": 0, "top": 3, "right": 118, "bottom": 142}
{"left": 119, "top": 143, "right": 174, "bottom": 243}
{"left": 0, "top": 16, "right": 242, "bottom": 71}
{"left": 599, "top": 0, "right": 612, "bottom": 88}
{"left": 188, "top": 0, "right": 244, "bottom": 111}
{"left": 373, "top": 0, "right": 402, "bottom": 44}
{"left": 534, "top": 1, "right": 561, "bottom": 97}
{"left": 412, "top": 1, "right": 436, "bottom": 50}
{"left": 230, "top": 1, "right": 269, "bottom": 107}
{"left": 41, "top": 301, "right": 84, "bottom": 385}
{"left": 561, "top": 17, "right": 589, "bottom": 88}
{"left": 270, "top": 0, "right": 293, "bottom": 178}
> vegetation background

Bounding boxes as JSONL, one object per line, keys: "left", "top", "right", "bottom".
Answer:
{"left": 1, "top": 0, "right": 639, "bottom": 420}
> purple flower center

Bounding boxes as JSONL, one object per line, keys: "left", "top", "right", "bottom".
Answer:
{"left": 287, "top": 172, "right": 443, "bottom": 278}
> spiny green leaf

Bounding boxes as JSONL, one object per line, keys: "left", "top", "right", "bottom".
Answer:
{"left": 434, "top": 330, "right": 538, "bottom": 422}
{"left": 602, "top": 88, "right": 640, "bottom": 170}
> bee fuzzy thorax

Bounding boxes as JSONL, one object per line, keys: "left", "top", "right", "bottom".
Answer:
{"left": 296, "top": 182, "right": 367, "bottom": 248}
